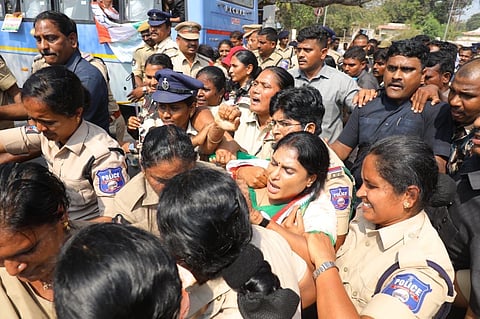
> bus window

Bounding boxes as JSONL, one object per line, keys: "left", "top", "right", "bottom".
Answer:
{"left": 22, "top": 0, "right": 50, "bottom": 19}
{"left": 224, "top": 0, "right": 254, "bottom": 9}
{"left": 124, "top": 0, "right": 153, "bottom": 21}
{"left": 60, "top": 0, "right": 91, "bottom": 21}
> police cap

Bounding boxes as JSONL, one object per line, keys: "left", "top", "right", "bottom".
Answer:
{"left": 152, "top": 69, "right": 204, "bottom": 104}
{"left": 175, "top": 21, "right": 201, "bottom": 40}
{"left": 147, "top": 9, "right": 171, "bottom": 27}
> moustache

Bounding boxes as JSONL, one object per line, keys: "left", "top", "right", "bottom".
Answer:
{"left": 41, "top": 51, "right": 56, "bottom": 57}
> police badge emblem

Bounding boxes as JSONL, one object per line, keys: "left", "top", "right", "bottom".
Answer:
{"left": 162, "top": 78, "right": 169, "bottom": 90}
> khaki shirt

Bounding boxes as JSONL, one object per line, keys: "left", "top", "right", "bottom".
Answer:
{"left": 0, "top": 55, "right": 16, "bottom": 129}
{"left": 187, "top": 226, "right": 304, "bottom": 319}
{"left": 154, "top": 36, "right": 178, "bottom": 57}
{"left": 276, "top": 45, "right": 295, "bottom": 61}
{"left": 256, "top": 51, "right": 283, "bottom": 69}
{"left": 103, "top": 171, "right": 160, "bottom": 235}
{"left": 234, "top": 110, "right": 272, "bottom": 156}
{"left": 171, "top": 52, "right": 211, "bottom": 77}
{"left": 337, "top": 210, "right": 455, "bottom": 318}
{"left": 132, "top": 44, "right": 155, "bottom": 79}
{"left": 0, "top": 121, "right": 129, "bottom": 220}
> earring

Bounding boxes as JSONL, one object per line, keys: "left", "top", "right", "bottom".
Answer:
{"left": 403, "top": 201, "right": 410, "bottom": 209}
{"left": 63, "top": 220, "right": 71, "bottom": 231}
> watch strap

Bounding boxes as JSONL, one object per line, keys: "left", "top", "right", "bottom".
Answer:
{"left": 312, "top": 261, "right": 338, "bottom": 280}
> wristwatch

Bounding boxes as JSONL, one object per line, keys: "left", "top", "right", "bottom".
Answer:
{"left": 128, "top": 142, "right": 138, "bottom": 154}
{"left": 312, "top": 261, "right": 338, "bottom": 280}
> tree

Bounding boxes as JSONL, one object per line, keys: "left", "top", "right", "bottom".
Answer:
{"left": 466, "top": 12, "right": 480, "bottom": 30}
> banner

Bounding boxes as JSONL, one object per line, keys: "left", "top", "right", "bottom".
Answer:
{"left": 90, "top": 2, "right": 144, "bottom": 62}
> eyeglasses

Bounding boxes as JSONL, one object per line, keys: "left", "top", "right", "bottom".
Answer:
{"left": 270, "top": 119, "right": 302, "bottom": 128}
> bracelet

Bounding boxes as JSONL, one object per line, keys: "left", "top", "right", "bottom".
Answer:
{"left": 312, "top": 261, "right": 338, "bottom": 280}
{"left": 207, "top": 134, "right": 223, "bottom": 144}
{"left": 258, "top": 217, "right": 270, "bottom": 228}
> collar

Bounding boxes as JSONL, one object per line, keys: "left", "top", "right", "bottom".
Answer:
{"left": 142, "top": 174, "right": 160, "bottom": 207}
{"left": 360, "top": 209, "right": 427, "bottom": 250}
{"left": 292, "top": 64, "right": 336, "bottom": 81}
{"left": 52, "top": 120, "right": 88, "bottom": 155}
{"left": 64, "top": 50, "right": 82, "bottom": 72}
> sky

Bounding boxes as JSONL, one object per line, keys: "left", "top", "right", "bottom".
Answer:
{"left": 461, "top": 0, "right": 480, "bottom": 21}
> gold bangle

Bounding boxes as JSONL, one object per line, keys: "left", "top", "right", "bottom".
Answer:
{"left": 207, "top": 134, "right": 223, "bottom": 144}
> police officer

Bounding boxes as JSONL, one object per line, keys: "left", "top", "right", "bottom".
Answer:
{"left": 148, "top": 9, "right": 178, "bottom": 56}
{"left": 131, "top": 21, "right": 156, "bottom": 92}
{"left": 0, "top": 55, "right": 21, "bottom": 130}
{"left": 0, "top": 66, "right": 128, "bottom": 220}
{"left": 171, "top": 21, "right": 211, "bottom": 77}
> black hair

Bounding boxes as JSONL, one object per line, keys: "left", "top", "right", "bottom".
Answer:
{"left": 22, "top": 65, "right": 88, "bottom": 117}
{"left": 233, "top": 49, "right": 262, "bottom": 80}
{"left": 157, "top": 168, "right": 252, "bottom": 283}
{"left": 145, "top": 53, "right": 173, "bottom": 70}
{"left": 230, "top": 30, "right": 243, "bottom": 41}
{"left": 34, "top": 10, "right": 77, "bottom": 37}
{"left": 373, "top": 48, "right": 388, "bottom": 62}
{"left": 428, "top": 40, "right": 458, "bottom": 62}
{"left": 343, "top": 46, "right": 367, "bottom": 63}
{"left": 296, "top": 24, "right": 328, "bottom": 48}
{"left": 368, "top": 136, "right": 437, "bottom": 208}
{"left": 257, "top": 27, "right": 278, "bottom": 43}
{"left": 218, "top": 39, "right": 233, "bottom": 50}
{"left": 54, "top": 223, "right": 182, "bottom": 319}
{"left": 324, "top": 55, "right": 336, "bottom": 68}
{"left": 425, "top": 50, "right": 455, "bottom": 77}
{"left": 141, "top": 125, "right": 197, "bottom": 170}
{"left": 262, "top": 66, "right": 294, "bottom": 90}
{"left": 196, "top": 66, "right": 227, "bottom": 93}
{"left": 387, "top": 39, "right": 429, "bottom": 68}
{"left": 412, "top": 34, "right": 431, "bottom": 45}
{"left": 273, "top": 131, "right": 329, "bottom": 198}
{"left": 270, "top": 86, "right": 325, "bottom": 136}
{"left": 156, "top": 167, "right": 299, "bottom": 317}
{"left": 197, "top": 44, "right": 215, "bottom": 61}
{"left": 0, "top": 162, "right": 68, "bottom": 230}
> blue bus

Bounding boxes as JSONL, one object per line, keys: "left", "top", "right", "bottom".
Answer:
{"left": 0, "top": 0, "right": 258, "bottom": 101}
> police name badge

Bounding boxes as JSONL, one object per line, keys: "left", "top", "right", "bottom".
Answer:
{"left": 96, "top": 167, "right": 125, "bottom": 194}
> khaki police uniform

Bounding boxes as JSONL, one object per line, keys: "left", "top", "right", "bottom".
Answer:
{"left": 0, "top": 269, "right": 54, "bottom": 319}
{"left": 336, "top": 210, "right": 455, "bottom": 318}
{"left": 0, "top": 121, "right": 129, "bottom": 220}
{"left": 154, "top": 36, "right": 178, "bottom": 57}
{"left": 103, "top": 170, "right": 160, "bottom": 235}
{"left": 0, "top": 55, "right": 16, "bottom": 129}
{"left": 132, "top": 44, "right": 155, "bottom": 79}
{"left": 256, "top": 50, "right": 284, "bottom": 69}
{"left": 171, "top": 51, "right": 211, "bottom": 77}
{"left": 277, "top": 45, "right": 295, "bottom": 61}
{"left": 104, "top": 161, "right": 215, "bottom": 235}
{"left": 325, "top": 141, "right": 354, "bottom": 236}
{"left": 186, "top": 226, "right": 304, "bottom": 319}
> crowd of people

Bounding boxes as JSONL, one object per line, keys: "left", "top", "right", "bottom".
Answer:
{"left": 0, "top": 6, "right": 480, "bottom": 319}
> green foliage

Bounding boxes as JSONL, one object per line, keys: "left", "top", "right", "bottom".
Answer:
{"left": 466, "top": 12, "right": 480, "bottom": 31}
{"left": 274, "top": 0, "right": 472, "bottom": 42}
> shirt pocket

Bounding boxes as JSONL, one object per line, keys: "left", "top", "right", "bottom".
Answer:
{"left": 63, "top": 178, "right": 96, "bottom": 208}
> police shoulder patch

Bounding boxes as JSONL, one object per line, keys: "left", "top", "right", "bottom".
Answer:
{"left": 381, "top": 273, "right": 432, "bottom": 314}
{"left": 24, "top": 125, "right": 40, "bottom": 134}
{"left": 329, "top": 186, "right": 349, "bottom": 210}
{"left": 96, "top": 167, "right": 125, "bottom": 194}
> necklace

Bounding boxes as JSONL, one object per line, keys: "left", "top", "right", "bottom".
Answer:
{"left": 41, "top": 281, "right": 53, "bottom": 290}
